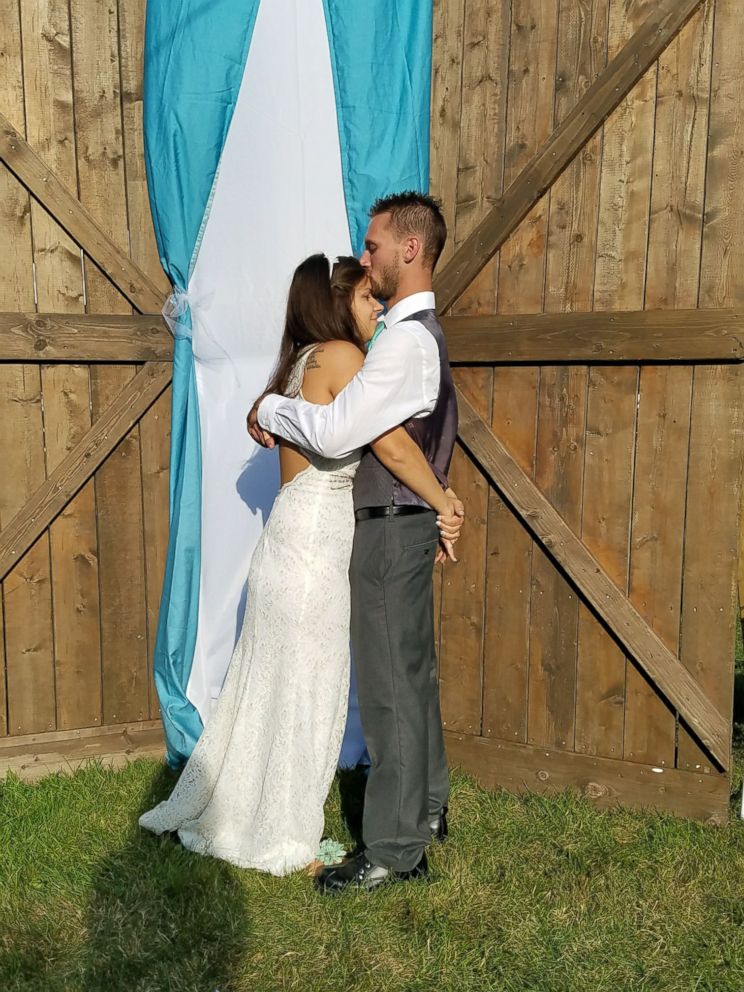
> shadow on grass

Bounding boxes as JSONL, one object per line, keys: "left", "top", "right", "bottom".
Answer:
{"left": 81, "top": 764, "right": 250, "bottom": 992}
{"left": 336, "top": 765, "right": 367, "bottom": 853}
{"left": 734, "top": 671, "right": 744, "bottom": 725}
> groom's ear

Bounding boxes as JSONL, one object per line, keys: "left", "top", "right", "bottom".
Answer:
{"left": 402, "top": 235, "right": 422, "bottom": 264}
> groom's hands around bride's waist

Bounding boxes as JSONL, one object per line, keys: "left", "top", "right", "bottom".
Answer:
{"left": 247, "top": 396, "right": 277, "bottom": 449}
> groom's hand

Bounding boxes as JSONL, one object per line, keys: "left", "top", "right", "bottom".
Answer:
{"left": 247, "top": 398, "right": 276, "bottom": 449}
{"left": 436, "top": 489, "right": 465, "bottom": 544}
{"left": 435, "top": 489, "right": 465, "bottom": 564}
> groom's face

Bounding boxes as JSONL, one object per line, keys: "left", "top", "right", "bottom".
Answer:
{"left": 361, "top": 213, "right": 401, "bottom": 303}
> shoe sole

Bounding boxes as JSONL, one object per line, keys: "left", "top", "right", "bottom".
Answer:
{"left": 315, "top": 869, "right": 430, "bottom": 895}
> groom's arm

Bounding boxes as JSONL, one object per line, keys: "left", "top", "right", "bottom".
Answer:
{"left": 255, "top": 324, "right": 440, "bottom": 459}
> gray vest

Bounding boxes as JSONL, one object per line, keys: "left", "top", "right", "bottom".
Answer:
{"left": 353, "top": 309, "right": 458, "bottom": 511}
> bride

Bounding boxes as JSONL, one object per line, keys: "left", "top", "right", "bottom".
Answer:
{"left": 139, "top": 254, "right": 461, "bottom": 875}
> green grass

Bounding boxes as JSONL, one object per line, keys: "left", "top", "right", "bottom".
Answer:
{"left": 2, "top": 755, "right": 744, "bottom": 992}
{"left": 0, "top": 627, "right": 742, "bottom": 992}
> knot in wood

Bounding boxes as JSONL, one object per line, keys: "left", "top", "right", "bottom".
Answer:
{"left": 584, "top": 782, "right": 608, "bottom": 800}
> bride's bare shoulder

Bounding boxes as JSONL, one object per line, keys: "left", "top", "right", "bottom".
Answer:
{"left": 304, "top": 340, "right": 364, "bottom": 375}
{"left": 302, "top": 340, "right": 365, "bottom": 398}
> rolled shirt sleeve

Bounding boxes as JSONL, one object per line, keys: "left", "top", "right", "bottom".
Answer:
{"left": 258, "top": 322, "right": 440, "bottom": 459}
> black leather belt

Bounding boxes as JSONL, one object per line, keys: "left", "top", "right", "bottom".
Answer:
{"left": 354, "top": 505, "right": 433, "bottom": 521}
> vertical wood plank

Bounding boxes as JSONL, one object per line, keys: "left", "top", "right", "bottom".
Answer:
{"left": 547, "top": 0, "right": 631, "bottom": 761}
{"left": 440, "top": 370, "right": 491, "bottom": 735}
{"left": 593, "top": 0, "right": 657, "bottom": 311}
{"left": 452, "top": 0, "right": 510, "bottom": 318}
{"left": 628, "top": 2, "right": 714, "bottom": 767}
{"left": 528, "top": 0, "right": 608, "bottom": 753}
{"left": 696, "top": 0, "right": 744, "bottom": 311}
{"left": 0, "top": 0, "right": 29, "bottom": 738}
{"left": 625, "top": 366, "right": 691, "bottom": 766}
{"left": 496, "top": 0, "right": 557, "bottom": 315}
{"left": 590, "top": 0, "right": 677, "bottom": 767}
{"left": 544, "top": 0, "right": 609, "bottom": 314}
{"left": 575, "top": 366, "right": 636, "bottom": 757}
{"left": 483, "top": 369, "right": 538, "bottom": 742}
{"left": 683, "top": 0, "right": 744, "bottom": 772}
{"left": 527, "top": 366, "right": 586, "bottom": 750}
{"left": 70, "top": 0, "right": 149, "bottom": 725}
{"left": 430, "top": 0, "right": 465, "bottom": 670}
{"left": 678, "top": 367, "right": 742, "bottom": 773}
{"left": 645, "top": 2, "right": 713, "bottom": 312}
{"left": 118, "top": 0, "right": 171, "bottom": 715}
{"left": 700, "top": 0, "right": 744, "bottom": 635}
{"left": 0, "top": 0, "right": 56, "bottom": 736}
{"left": 429, "top": 0, "right": 465, "bottom": 271}
{"left": 438, "top": 0, "right": 509, "bottom": 736}
{"left": 496, "top": 0, "right": 563, "bottom": 749}
{"left": 21, "top": 0, "right": 103, "bottom": 731}
{"left": 484, "top": 0, "right": 557, "bottom": 745}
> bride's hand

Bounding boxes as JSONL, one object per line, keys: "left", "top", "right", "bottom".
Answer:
{"left": 247, "top": 396, "right": 276, "bottom": 449}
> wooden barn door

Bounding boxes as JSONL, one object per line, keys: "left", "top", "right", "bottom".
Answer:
{"left": 430, "top": 0, "right": 744, "bottom": 823}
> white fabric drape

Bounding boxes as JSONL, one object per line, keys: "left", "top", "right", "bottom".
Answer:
{"left": 185, "top": 0, "right": 352, "bottom": 719}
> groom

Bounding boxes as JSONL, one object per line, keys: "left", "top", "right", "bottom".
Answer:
{"left": 248, "top": 192, "right": 461, "bottom": 892}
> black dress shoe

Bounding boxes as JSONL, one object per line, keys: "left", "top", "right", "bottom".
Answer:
{"left": 315, "top": 851, "right": 428, "bottom": 894}
{"left": 429, "top": 806, "right": 448, "bottom": 844}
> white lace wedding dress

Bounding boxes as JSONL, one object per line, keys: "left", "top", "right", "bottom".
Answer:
{"left": 139, "top": 347, "right": 360, "bottom": 875}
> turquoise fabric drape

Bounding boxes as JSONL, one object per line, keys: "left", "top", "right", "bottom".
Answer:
{"left": 144, "top": 0, "right": 260, "bottom": 767}
{"left": 321, "top": 0, "right": 433, "bottom": 253}
{"left": 325, "top": 0, "right": 433, "bottom": 768}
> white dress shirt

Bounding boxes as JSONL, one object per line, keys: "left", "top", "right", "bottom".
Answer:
{"left": 258, "top": 291, "right": 441, "bottom": 459}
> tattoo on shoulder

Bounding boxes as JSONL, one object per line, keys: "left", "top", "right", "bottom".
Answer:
{"left": 306, "top": 348, "right": 323, "bottom": 371}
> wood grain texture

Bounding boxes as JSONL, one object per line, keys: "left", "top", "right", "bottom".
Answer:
{"left": 699, "top": 0, "right": 744, "bottom": 625}
{"left": 456, "top": 387, "right": 729, "bottom": 770}
{"left": 544, "top": 0, "right": 609, "bottom": 314}
{"left": 438, "top": 0, "right": 507, "bottom": 736}
{"left": 429, "top": 0, "right": 466, "bottom": 681}
{"left": 678, "top": 366, "right": 742, "bottom": 772}
{"left": 0, "top": 312, "right": 172, "bottom": 360}
{"left": 70, "top": 0, "right": 150, "bottom": 726}
{"left": 0, "top": 111, "right": 164, "bottom": 314}
{"left": 593, "top": 0, "right": 657, "bottom": 311}
{"left": 439, "top": 370, "right": 491, "bottom": 735}
{"left": 483, "top": 366, "right": 538, "bottom": 744}
{"left": 0, "top": 1, "right": 56, "bottom": 737}
{"left": 624, "top": 366, "right": 691, "bottom": 766}
{"left": 0, "top": 362, "right": 172, "bottom": 582}
{"left": 429, "top": 0, "right": 465, "bottom": 271}
{"left": 643, "top": 2, "right": 717, "bottom": 772}
{"left": 445, "top": 731, "right": 729, "bottom": 824}
{"left": 0, "top": 720, "right": 164, "bottom": 781}
{"left": 20, "top": 0, "right": 102, "bottom": 731}
{"left": 527, "top": 364, "right": 587, "bottom": 750}
{"left": 434, "top": 0, "right": 706, "bottom": 312}
{"left": 442, "top": 308, "right": 744, "bottom": 362}
{"left": 526, "top": 0, "right": 607, "bottom": 753}
{"left": 575, "top": 365, "right": 637, "bottom": 758}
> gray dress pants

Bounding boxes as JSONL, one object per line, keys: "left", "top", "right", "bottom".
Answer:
{"left": 349, "top": 510, "right": 450, "bottom": 872}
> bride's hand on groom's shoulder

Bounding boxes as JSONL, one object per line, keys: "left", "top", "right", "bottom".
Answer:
{"left": 247, "top": 396, "right": 276, "bottom": 449}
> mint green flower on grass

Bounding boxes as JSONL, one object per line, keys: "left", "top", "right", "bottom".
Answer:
{"left": 316, "top": 838, "right": 346, "bottom": 865}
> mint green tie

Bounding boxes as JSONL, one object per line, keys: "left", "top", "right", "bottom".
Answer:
{"left": 367, "top": 319, "right": 386, "bottom": 352}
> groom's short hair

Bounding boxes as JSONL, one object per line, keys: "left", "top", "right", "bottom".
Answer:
{"left": 370, "top": 191, "right": 447, "bottom": 270}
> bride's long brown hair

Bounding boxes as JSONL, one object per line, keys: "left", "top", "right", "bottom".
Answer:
{"left": 263, "top": 254, "right": 367, "bottom": 398}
